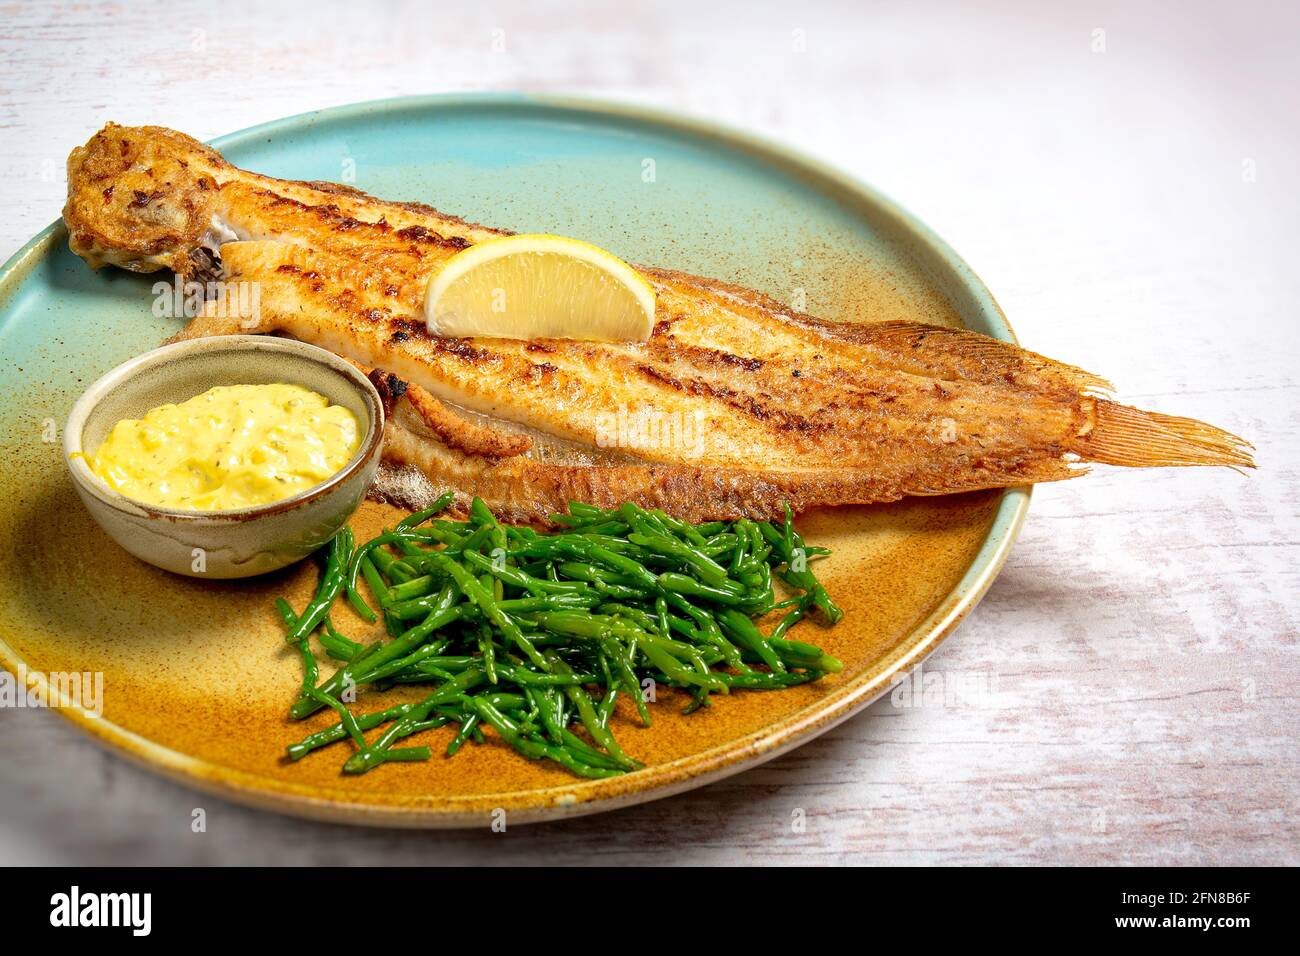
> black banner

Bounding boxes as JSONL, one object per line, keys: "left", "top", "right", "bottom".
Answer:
{"left": 3, "top": 866, "right": 1284, "bottom": 941}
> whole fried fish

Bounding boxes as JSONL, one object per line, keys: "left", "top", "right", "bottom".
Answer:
{"left": 62, "top": 124, "right": 1252, "bottom": 522}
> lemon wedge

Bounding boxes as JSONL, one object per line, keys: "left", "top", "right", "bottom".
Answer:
{"left": 425, "top": 234, "right": 656, "bottom": 342}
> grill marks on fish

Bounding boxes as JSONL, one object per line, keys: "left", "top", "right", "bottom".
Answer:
{"left": 204, "top": 239, "right": 1090, "bottom": 480}
{"left": 64, "top": 123, "right": 1254, "bottom": 521}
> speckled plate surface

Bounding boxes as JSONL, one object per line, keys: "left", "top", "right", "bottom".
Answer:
{"left": 0, "top": 94, "right": 1028, "bottom": 827}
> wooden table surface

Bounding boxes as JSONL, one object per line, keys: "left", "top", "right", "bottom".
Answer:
{"left": 1, "top": 0, "right": 1295, "bottom": 865}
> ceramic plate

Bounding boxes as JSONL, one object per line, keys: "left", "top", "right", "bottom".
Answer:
{"left": 0, "top": 94, "right": 1028, "bottom": 826}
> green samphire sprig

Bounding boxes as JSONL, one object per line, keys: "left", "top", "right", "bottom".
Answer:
{"left": 276, "top": 494, "right": 842, "bottom": 779}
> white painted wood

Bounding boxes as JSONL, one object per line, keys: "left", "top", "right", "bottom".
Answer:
{"left": 1, "top": 0, "right": 1295, "bottom": 865}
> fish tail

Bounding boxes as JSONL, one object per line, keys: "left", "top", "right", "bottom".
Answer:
{"left": 1078, "top": 400, "right": 1255, "bottom": 469}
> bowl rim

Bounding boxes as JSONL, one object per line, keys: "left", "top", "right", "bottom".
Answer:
{"left": 63, "top": 334, "right": 385, "bottom": 523}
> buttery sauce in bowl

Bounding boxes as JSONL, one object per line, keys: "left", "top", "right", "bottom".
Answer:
{"left": 64, "top": 335, "right": 384, "bottom": 578}
{"left": 87, "top": 383, "right": 362, "bottom": 511}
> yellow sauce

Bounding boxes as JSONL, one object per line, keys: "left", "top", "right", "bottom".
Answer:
{"left": 87, "top": 384, "right": 361, "bottom": 510}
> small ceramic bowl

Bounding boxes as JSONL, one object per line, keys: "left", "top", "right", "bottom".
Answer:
{"left": 65, "top": 335, "right": 384, "bottom": 579}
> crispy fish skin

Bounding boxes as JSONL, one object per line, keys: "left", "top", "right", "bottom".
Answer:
{"left": 63, "top": 123, "right": 1253, "bottom": 522}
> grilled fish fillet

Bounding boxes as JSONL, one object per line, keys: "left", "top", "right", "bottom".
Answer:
{"left": 62, "top": 123, "right": 1253, "bottom": 522}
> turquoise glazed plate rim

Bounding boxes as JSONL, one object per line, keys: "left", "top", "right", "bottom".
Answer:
{"left": 0, "top": 93, "right": 1029, "bottom": 826}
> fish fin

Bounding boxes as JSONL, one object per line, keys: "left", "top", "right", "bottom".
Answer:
{"left": 1078, "top": 400, "right": 1255, "bottom": 468}
{"left": 395, "top": 384, "right": 533, "bottom": 460}
{"left": 900, "top": 456, "right": 1083, "bottom": 497}
{"left": 166, "top": 300, "right": 255, "bottom": 342}
{"left": 651, "top": 269, "right": 1113, "bottom": 394}
{"left": 847, "top": 320, "right": 1114, "bottom": 395}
